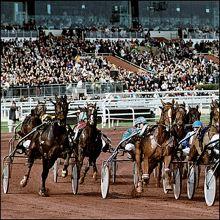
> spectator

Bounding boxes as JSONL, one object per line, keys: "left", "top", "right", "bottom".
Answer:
{"left": 8, "top": 101, "right": 19, "bottom": 133}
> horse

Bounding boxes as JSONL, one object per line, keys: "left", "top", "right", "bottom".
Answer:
{"left": 188, "top": 100, "right": 219, "bottom": 165}
{"left": 172, "top": 101, "right": 187, "bottom": 142}
{"left": 19, "top": 95, "right": 70, "bottom": 196}
{"left": 61, "top": 105, "right": 86, "bottom": 178}
{"left": 75, "top": 103, "right": 103, "bottom": 184}
{"left": 17, "top": 101, "right": 47, "bottom": 138}
{"left": 185, "top": 105, "right": 201, "bottom": 132}
{"left": 134, "top": 99, "right": 178, "bottom": 193}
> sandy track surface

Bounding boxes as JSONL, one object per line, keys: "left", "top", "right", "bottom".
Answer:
{"left": 1, "top": 129, "right": 219, "bottom": 219}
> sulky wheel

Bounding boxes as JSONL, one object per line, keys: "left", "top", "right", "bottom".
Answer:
{"left": 53, "top": 158, "right": 59, "bottom": 183}
{"left": 133, "top": 162, "right": 138, "bottom": 188}
{"left": 2, "top": 161, "right": 10, "bottom": 194}
{"left": 111, "top": 160, "right": 117, "bottom": 183}
{"left": 71, "top": 164, "right": 78, "bottom": 195}
{"left": 162, "top": 163, "right": 169, "bottom": 194}
{"left": 101, "top": 162, "right": 110, "bottom": 199}
{"left": 173, "top": 166, "right": 182, "bottom": 200}
{"left": 187, "top": 164, "right": 197, "bottom": 199}
{"left": 204, "top": 167, "right": 216, "bottom": 206}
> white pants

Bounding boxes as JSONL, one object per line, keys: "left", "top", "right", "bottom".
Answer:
{"left": 183, "top": 147, "right": 190, "bottom": 156}
{"left": 8, "top": 119, "right": 16, "bottom": 133}
{"left": 125, "top": 143, "right": 135, "bottom": 152}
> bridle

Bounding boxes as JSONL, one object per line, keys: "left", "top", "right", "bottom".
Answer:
{"left": 87, "top": 105, "right": 97, "bottom": 126}
{"left": 159, "top": 105, "right": 174, "bottom": 132}
{"left": 174, "top": 105, "right": 186, "bottom": 128}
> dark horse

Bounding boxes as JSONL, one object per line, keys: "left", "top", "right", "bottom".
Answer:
{"left": 20, "top": 95, "right": 70, "bottom": 196}
{"left": 76, "top": 103, "right": 102, "bottom": 184}
{"left": 134, "top": 99, "right": 178, "bottom": 193}
{"left": 17, "top": 101, "right": 47, "bottom": 138}
{"left": 185, "top": 105, "right": 201, "bottom": 132}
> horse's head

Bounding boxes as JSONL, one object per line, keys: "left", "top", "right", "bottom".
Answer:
{"left": 174, "top": 101, "right": 187, "bottom": 127}
{"left": 61, "top": 95, "right": 69, "bottom": 118}
{"left": 53, "top": 94, "right": 69, "bottom": 123}
{"left": 159, "top": 99, "right": 175, "bottom": 130}
{"left": 35, "top": 101, "right": 47, "bottom": 117}
{"left": 210, "top": 100, "right": 219, "bottom": 130}
{"left": 186, "top": 105, "right": 201, "bottom": 125}
{"left": 86, "top": 103, "right": 98, "bottom": 126}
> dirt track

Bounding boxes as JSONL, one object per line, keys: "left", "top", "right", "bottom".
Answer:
{"left": 1, "top": 129, "right": 219, "bottom": 219}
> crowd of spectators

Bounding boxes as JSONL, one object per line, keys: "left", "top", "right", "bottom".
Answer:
{"left": 1, "top": 31, "right": 219, "bottom": 98}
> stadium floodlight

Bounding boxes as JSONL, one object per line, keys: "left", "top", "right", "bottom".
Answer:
{"left": 82, "top": 5, "right": 85, "bottom": 9}
{"left": 176, "top": 7, "right": 180, "bottom": 12}
{"left": 206, "top": 9, "right": 210, "bottom": 13}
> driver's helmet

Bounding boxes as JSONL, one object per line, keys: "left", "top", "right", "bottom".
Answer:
{"left": 79, "top": 111, "right": 87, "bottom": 121}
{"left": 192, "top": 120, "right": 203, "bottom": 128}
{"left": 134, "top": 117, "right": 147, "bottom": 127}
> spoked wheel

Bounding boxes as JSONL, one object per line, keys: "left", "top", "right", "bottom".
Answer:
{"left": 187, "top": 164, "right": 196, "bottom": 199}
{"left": 53, "top": 158, "right": 60, "bottom": 183}
{"left": 2, "top": 161, "right": 10, "bottom": 194}
{"left": 133, "top": 162, "right": 138, "bottom": 187}
{"left": 162, "top": 163, "right": 168, "bottom": 194}
{"left": 204, "top": 167, "right": 216, "bottom": 206}
{"left": 101, "top": 162, "right": 110, "bottom": 199}
{"left": 71, "top": 164, "right": 78, "bottom": 195}
{"left": 9, "top": 142, "right": 13, "bottom": 155}
{"left": 111, "top": 160, "right": 117, "bottom": 184}
{"left": 173, "top": 166, "right": 182, "bottom": 200}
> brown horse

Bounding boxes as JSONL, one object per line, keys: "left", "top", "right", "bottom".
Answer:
{"left": 75, "top": 103, "right": 103, "bottom": 184}
{"left": 134, "top": 99, "right": 177, "bottom": 193}
{"left": 189, "top": 100, "right": 219, "bottom": 164}
{"left": 19, "top": 95, "right": 70, "bottom": 196}
{"left": 61, "top": 105, "right": 86, "bottom": 178}
{"left": 172, "top": 101, "right": 187, "bottom": 142}
{"left": 17, "top": 101, "right": 47, "bottom": 138}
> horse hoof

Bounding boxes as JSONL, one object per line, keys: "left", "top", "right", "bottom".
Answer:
{"left": 20, "top": 176, "right": 28, "bottom": 187}
{"left": 38, "top": 189, "right": 49, "bottom": 197}
{"left": 136, "top": 187, "right": 143, "bottom": 193}
{"left": 165, "top": 183, "right": 172, "bottom": 190}
{"left": 131, "top": 187, "right": 142, "bottom": 198}
{"left": 61, "top": 170, "right": 68, "bottom": 178}
{"left": 136, "top": 182, "right": 143, "bottom": 193}
{"left": 79, "top": 177, "right": 84, "bottom": 184}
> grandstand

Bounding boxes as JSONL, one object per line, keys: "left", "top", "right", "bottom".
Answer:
{"left": 1, "top": 0, "right": 219, "bottom": 127}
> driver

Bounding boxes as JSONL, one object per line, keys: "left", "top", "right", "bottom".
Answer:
{"left": 181, "top": 120, "right": 203, "bottom": 156}
{"left": 122, "top": 116, "right": 148, "bottom": 159}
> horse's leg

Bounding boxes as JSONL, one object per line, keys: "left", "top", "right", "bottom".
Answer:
{"left": 135, "top": 141, "right": 143, "bottom": 193}
{"left": 62, "top": 153, "right": 70, "bottom": 178}
{"left": 20, "top": 148, "right": 35, "bottom": 187}
{"left": 92, "top": 160, "right": 98, "bottom": 181}
{"left": 77, "top": 146, "right": 86, "bottom": 184}
{"left": 163, "top": 155, "right": 172, "bottom": 190}
{"left": 142, "top": 156, "right": 150, "bottom": 185}
{"left": 79, "top": 158, "right": 89, "bottom": 184}
{"left": 39, "top": 157, "right": 55, "bottom": 196}
{"left": 156, "top": 161, "right": 162, "bottom": 187}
